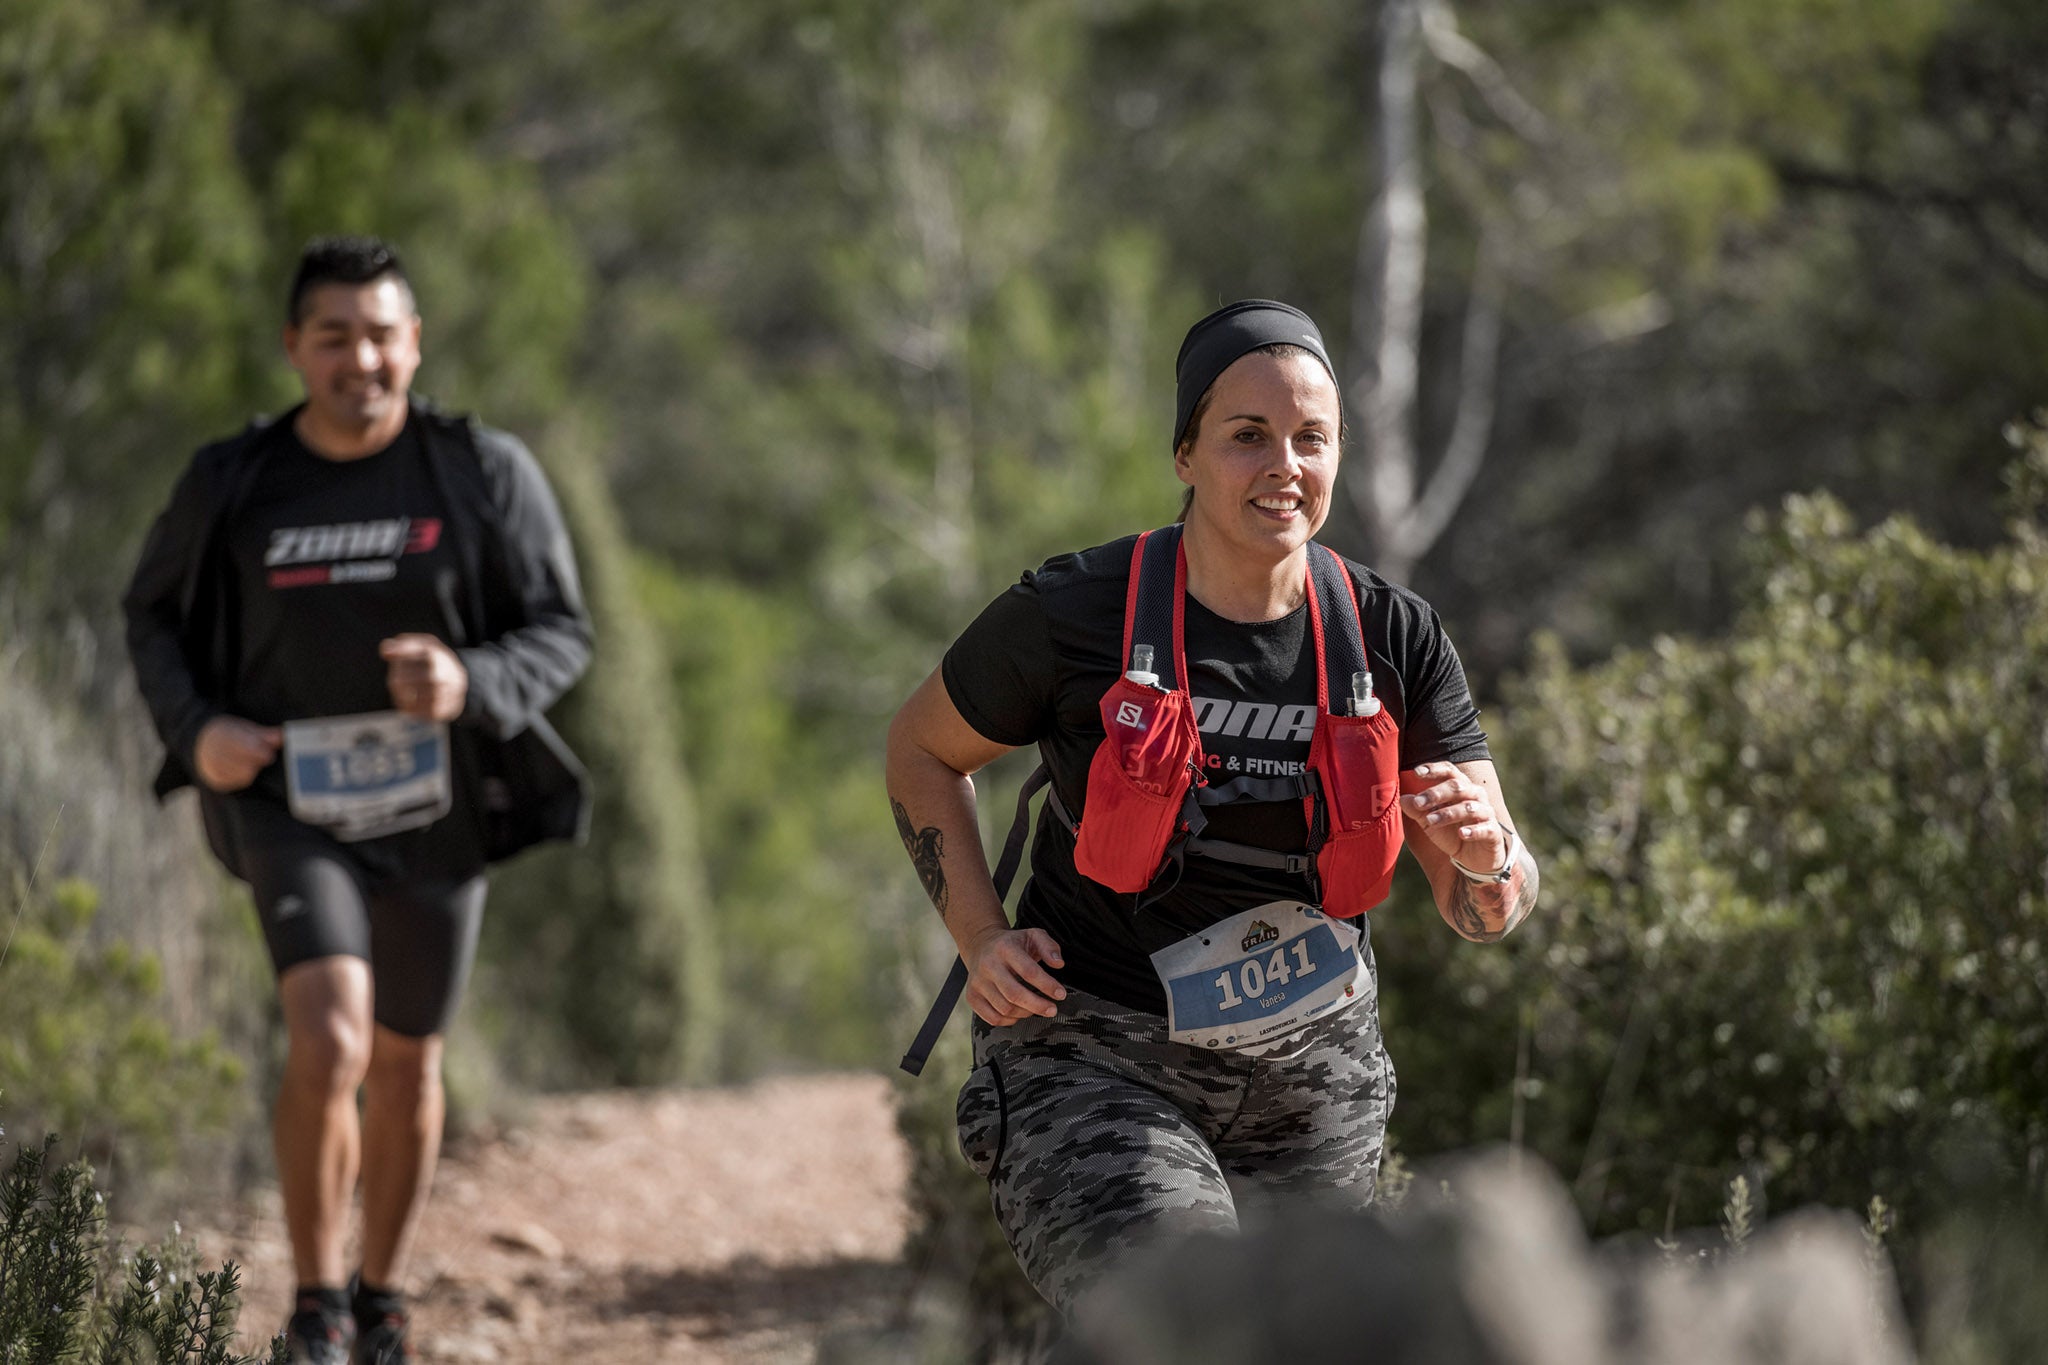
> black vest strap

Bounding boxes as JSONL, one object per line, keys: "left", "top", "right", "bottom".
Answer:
{"left": 899, "top": 764, "right": 1053, "bottom": 1076}
{"left": 1045, "top": 777, "right": 1079, "bottom": 834}
{"left": 1196, "top": 772, "right": 1316, "bottom": 805}
{"left": 1129, "top": 524, "right": 1184, "bottom": 687}
{"left": 1048, "top": 774, "right": 1314, "bottom": 874}
{"left": 1186, "top": 834, "right": 1315, "bottom": 875}
{"left": 1308, "top": 543, "right": 1371, "bottom": 708}
{"left": 1137, "top": 529, "right": 1367, "bottom": 712}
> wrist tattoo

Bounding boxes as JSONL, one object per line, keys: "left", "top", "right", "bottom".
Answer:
{"left": 1448, "top": 879, "right": 1492, "bottom": 940}
{"left": 893, "top": 800, "right": 950, "bottom": 918}
{"left": 1449, "top": 846, "right": 1540, "bottom": 944}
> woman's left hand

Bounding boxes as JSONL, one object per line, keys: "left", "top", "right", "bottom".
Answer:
{"left": 1400, "top": 762, "right": 1509, "bottom": 875}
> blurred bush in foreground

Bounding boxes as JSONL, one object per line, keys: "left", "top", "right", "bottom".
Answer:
{"left": 0, "top": 1125, "right": 285, "bottom": 1364}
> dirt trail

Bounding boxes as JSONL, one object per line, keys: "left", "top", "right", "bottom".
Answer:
{"left": 194, "top": 1074, "right": 916, "bottom": 1363}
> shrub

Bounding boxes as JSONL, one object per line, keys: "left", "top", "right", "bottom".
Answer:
{"left": 0, "top": 1125, "right": 284, "bottom": 1364}
{"left": 0, "top": 876, "right": 245, "bottom": 1187}
{"left": 1378, "top": 429, "right": 2048, "bottom": 1242}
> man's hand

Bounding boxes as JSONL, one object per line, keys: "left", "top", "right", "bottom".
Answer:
{"left": 1401, "top": 762, "right": 1509, "bottom": 873}
{"left": 963, "top": 923, "right": 1067, "bottom": 1027}
{"left": 380, "top": 634, "right": 468, "bottom": 722}
{"left": 193, "top": 716, "right": 283, "bottom": 792}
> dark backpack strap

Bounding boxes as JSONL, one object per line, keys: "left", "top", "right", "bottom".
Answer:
{"left": 1129, "top": 524, "right": 1186, "bottom": 688}
{"left": 1185, "top": 834, "right": 1316, "bottom": 876}
{"left": 409, "top": 405, "right": 495, "bottom": 647}
{"left": 900, "top": 763, "right": 1055, "bottom": 1076}
{"left": 1045, "top": 777, "right": 1079, "bottom": 834}
{"left": 1307, "top": 542, "right": 1370, "bottom": 710}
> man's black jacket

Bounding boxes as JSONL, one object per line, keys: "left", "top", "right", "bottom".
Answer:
{"left": 122, "top": 401, "right": 593, "bottom": 864}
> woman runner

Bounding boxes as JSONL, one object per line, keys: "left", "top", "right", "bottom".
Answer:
{"left": 886, "top": 298, "right": 1539, "bottom": 1313}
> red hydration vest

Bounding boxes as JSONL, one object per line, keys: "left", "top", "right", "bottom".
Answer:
{"left": 1066, "top": 524, "right": 1404, "bottom": 918}
{"left": 898, "top": 525, "right": 1407, "bottom": 1077}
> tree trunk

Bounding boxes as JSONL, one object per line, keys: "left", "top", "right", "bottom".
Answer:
{"left": 1348, "top": 0, "right": 1508, "bottom": 585}
{"left": 1350, "top": 0, "right": 1428, "bottom": 578}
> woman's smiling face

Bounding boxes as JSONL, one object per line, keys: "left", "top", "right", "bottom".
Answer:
{"left": 1174, "top": 347, "right": 1341, "bottom": 565}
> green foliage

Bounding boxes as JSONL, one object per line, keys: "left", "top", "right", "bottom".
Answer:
{"left": 267, "top": 103, "right": 591, "bottom": 428}
{"left": 476, "top": 420, "right": 724, "bottom": 1085}
{"left": 0, "top": 0, "right": 263, "bottom": 609}
{"left": 0, "top": 0, "right": 2039, "bottom": 1208}
{"left": 0, "top": 877, "right": 244, "bottom": 1179}
{"left": 0, "top": 1129, "right": 285, "bottom": 1364}
{"left": 1720, "top": 1175, "right": 1753, "bottom": 1256}
{"left": 1419, "top": 0, "right": 2048, "bottom": 665}
{"left": 0, "top": 1138, "right": 97, "bottom": 1363}
{"left": 636, "top": 564, "right": 906, "bottom": 1072}
{"left": 1379, "top": 454, "right": 2048, "bottom": 1246}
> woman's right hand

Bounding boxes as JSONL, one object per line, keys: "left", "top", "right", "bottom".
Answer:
{"left": 963, "top": 924, "right": 1068, "bottom": 1026}
{"left": 193, "top": 716, "right": 282, "bottom": 792}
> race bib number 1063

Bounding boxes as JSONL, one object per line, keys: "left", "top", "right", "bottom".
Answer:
{"left": 284, "top": 711, "right": 451, "bottom": 842}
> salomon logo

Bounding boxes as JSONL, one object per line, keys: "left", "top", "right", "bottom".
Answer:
{"left": 1115, "top": 701, "right": 1146, "bottom": 728}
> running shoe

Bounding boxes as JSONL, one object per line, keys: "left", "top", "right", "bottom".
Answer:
{"left": 285, "top": 1298, "right": 355, "bottom": 1365}
{"left": 350, "top": 1287, "right": 413, "bottom": 1365}
{"left": 352, "top": 1307, "right": 412, "bottom": 1364}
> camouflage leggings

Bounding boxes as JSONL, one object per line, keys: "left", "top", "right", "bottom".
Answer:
{"left": 956, "top": 980, "right": 1396, "bottom": 1315}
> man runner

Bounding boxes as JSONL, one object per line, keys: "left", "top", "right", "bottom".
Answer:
{"left": 124, "top": 236, "right": 593, "bottom": 1363}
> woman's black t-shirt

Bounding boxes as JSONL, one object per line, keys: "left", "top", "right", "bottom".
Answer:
{"left": 942, "top": 534, "right": 1490, "bottom": 1015}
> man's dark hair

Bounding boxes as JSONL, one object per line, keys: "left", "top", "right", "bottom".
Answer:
{"left": 287, "top": 235, "right": 415, "bottom": 323}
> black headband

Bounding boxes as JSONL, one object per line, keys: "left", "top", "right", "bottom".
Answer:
{"left": 1172, "top": 299, "right": 1337, "bottom": 451}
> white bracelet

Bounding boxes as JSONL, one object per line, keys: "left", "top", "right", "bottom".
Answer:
{"left": 1451, "top": 827, "right": 1520, "bottom": 884}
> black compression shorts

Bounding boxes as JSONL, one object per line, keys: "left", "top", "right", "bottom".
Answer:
{"left": 211, "top": 796, "right": 487, "bottom": 1038}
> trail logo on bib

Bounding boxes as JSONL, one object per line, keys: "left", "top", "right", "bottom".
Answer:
{"left": 1241, "top": 919, "right": 1279, "bottom": 953}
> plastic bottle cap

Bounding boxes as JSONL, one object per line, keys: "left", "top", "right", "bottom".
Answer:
{"left": 1351, "top": 670, "right": 1381, "bottom": 717}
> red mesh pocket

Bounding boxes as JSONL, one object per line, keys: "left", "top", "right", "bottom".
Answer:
{"left": 1075, "top": 678, "right": 1199, "bottom": 893}
{"left": 1307, "top": 708, "right": 1403, "bottom": 918}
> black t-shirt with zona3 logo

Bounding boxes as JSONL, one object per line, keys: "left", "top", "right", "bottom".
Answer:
{"left": 222, "top": 417, "right": 483, "bottom": 868}
{"left": 942, "top": 534, "right": 1490, "bottom": 1015}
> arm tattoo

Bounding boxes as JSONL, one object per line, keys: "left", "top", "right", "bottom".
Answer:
{"left": 1449, "top": 845, "right": 1541, "bottom": 944}
{"left": 893, "top": 800, "right": 950, "bottom": 919}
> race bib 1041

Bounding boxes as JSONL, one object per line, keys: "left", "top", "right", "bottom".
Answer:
{"left": 1149, "top": 901, "right": 1371, "bottom": 1050}
{"left": 283, "top": 711, "right": 451, "bottom": 842}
